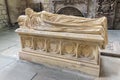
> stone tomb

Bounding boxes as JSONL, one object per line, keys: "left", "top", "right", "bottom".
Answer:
{"left": 16, "top": 8, "right": 108, "bottom": 77}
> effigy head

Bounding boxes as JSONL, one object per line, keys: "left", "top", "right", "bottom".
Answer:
{"left": 25, "top": 8, "right": 34, "bottom": 17}
{"left": 17, "top": 15, "right": 27, "bottom": 27}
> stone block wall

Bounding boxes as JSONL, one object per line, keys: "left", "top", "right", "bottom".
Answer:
{"left": 114, "top": 1, "right": 120, "bottom": 29}
{"left": 0, "top": 0, "right": 8, "bottom": 29}
{"left": 7, "top": 0, "right": 26, "bottom": 23}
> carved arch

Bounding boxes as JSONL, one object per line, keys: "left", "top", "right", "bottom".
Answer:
{"left": 57, "top": 6, "right": 84, "bottom": 17}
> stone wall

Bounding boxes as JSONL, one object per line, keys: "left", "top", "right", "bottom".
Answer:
{"left": 7, "top": 0, "right": 26, "bottom": 23}
{"left": 95, "top": 0, "right": 117, "bottom": 29}
{"left": 114, "top": 1, "right": 120, "bottom": 29}
{"left": 0, "top": 0, "right": 8, "bottom": 29}
{"left": 7, "top": 0, "right": 48, "bottom": 24}
{"left": 0, "top": 0, "right": 26, "bottom": 28}
{"left": 0, "top": 0, "right": 119, "bottom": 29}
{"left": 27, "top": 0, "right": 44, "bottom": 12}
{"left": 46, "top": 0, "right": 120, "bottom": 29}
{"left": 39, "top": 0, "right": 50, "bottom": 12}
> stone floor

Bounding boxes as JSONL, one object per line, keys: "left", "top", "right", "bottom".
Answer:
{"left": 101, "top": 30, "right": 120, "bottom": 56}
{"left": 0, "top": 28, "right": 120, "bottom": 80}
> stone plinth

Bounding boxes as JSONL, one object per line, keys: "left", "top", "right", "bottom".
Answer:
{"left": 16, "top": 28, "right": 102, "bottom": 76}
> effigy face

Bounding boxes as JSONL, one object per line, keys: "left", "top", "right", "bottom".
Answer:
{"left": 16, "top": 8, "right": 108, "bottom": 77}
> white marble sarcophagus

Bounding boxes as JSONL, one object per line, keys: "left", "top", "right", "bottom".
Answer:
{"left": 16, "top": 8, "right": 108, "bottom": 77}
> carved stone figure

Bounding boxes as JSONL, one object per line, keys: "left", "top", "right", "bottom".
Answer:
{"left": 17, "top": 15, "right": 27, "bottom": 29}
{"left": 17, "top": 8, "right": 42, "bottom": 29}
{"left": 16, "top": 8, "right": 108, "bottom": 76}
{"left": 17, "top": 8, "right": 108, "bottom": 48}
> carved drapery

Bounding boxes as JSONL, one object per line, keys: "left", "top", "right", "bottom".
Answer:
{"left": 61, "top": 41, "right": 76, "bottom": 56}
{"left": 16, "top": 8, "right": 108, "bottom": 76}
{"left": 17, "top": 8, "right": 107, "bottom": 64}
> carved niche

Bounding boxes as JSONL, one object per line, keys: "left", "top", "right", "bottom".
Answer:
{"left": 57, "top": 6, "right": 84, "bottom": 17}
{"left": 21, "top": 36, "right": 33, "bottom": 50}
{"left": 50, "top": 0, "right": 89, "bottom": 17}
{"left": 77, "top": 44, "right": 96, "bottom": 60}
{"left": 20, "top": 34, "right": 99, "bottom": 63}
{"left": 47, "top": 39, "right": 60, "bottom": 54}
{"left": 34, "top": 37, "right": 45, "bottom": 51}
{"left": 61, "top": 41, "right": 76, "bottom": 56}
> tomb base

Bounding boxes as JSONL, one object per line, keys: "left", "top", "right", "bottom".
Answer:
{"left": 16, "top": 28, "right": 102, "bottom": 76}
{"left": 19, "top": 51, "right": 100, "bottom": 76}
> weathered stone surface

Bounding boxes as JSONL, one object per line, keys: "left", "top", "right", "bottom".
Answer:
{"left": 0, "top": 15, "right": 4, "bottom": 19}
{"left": 7, "top": 0, "right": 26, "bottom": 23}
{"left": 16, "top": 8, "right": 108, "bottom": 77}
{"left": 0, "top": 0, "right": 8, "bottom": 28}
{"left": 1, "top": 10, "right": 6, "bottom": 15}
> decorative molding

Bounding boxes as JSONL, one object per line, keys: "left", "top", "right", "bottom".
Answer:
{"left": 21, "top": 35, "right": 99, "bottom": 62}
{"left": 47, "top": 39, "right": 60, "bottom": 54}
